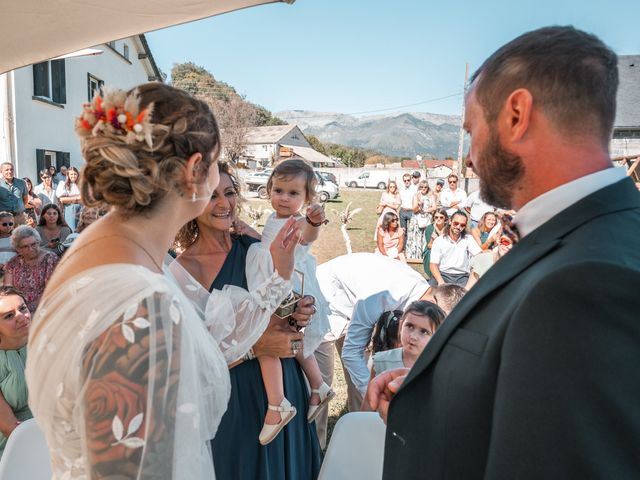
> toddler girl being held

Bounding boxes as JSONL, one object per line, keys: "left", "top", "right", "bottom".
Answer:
{"left": 246, "top": 159, "right": 333, "bottom": 445}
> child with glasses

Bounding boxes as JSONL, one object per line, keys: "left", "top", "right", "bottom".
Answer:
{"left": 375, "top": 211, "right": 406, "bottom": 262}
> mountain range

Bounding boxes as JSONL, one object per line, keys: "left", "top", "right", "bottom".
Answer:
{"left": 276, "top": 110, "right": 462, "bottom": 158}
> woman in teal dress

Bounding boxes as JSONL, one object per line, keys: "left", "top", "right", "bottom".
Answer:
{"left": 173, "top": 163, "right": 321, "bottom": 480}
{"left": 0, "top": 286, "right": 32, "bottom": 457}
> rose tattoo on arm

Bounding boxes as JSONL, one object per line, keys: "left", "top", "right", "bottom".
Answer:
{"left": 81, "top": 293, "right": 181, "bottom": 479}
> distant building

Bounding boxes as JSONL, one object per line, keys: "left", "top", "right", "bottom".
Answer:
{"left": 611, "top": 55, "right": 640, "bottom": 158}
{"left": 0, "top": 35, "right": 162, "bottom": 179}
{"left": 239, "top": 124, "right": 338, "bottom": 168}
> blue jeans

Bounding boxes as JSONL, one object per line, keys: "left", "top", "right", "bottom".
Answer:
{"left": 399, "top": 209, "right": 413, "bottom": 248}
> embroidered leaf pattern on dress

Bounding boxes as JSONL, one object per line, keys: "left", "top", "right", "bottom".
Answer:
{"left": 112, "top": 416, "right": 124, "bottom": 441}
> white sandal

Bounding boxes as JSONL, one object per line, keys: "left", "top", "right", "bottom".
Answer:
{"left": 259, "top": 398, "right": 297, "bottom": 445}
{"left": 307, "top": 382, "right": 336, "bottom": 423}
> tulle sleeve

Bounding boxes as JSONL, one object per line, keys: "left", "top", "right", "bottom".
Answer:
{"left": 78, "top": 292, "right": 183, "bottom": 478}
{"left": 169, "top": 259, "right": 292, "bottom": 364}
{"left": 26, "top": 267, "right": 225, "bottom": 479}
{"left": 204, "top": 273, "right": 291, "bottom": 363}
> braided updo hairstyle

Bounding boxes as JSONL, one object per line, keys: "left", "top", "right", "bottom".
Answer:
{"left": 78, "top": 83, "right": 220, "bottom": 216}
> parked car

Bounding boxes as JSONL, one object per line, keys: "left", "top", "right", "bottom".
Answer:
{"left": 345, "top": 170, "right": 389, "bottom": 189}
{"left": 244, "top": 170, "right": 339, "bottom": 202}
{"left": 316, "top": 170, "right": 338, "bottom": 185}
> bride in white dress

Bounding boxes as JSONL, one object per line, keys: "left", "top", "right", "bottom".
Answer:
{"left": 25, "top": 84, "right": 301, "bottom": 479}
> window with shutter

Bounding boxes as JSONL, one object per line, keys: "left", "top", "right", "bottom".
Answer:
{"left": 32, "top": 60, "right": 66, "bottom": 105}
{"left": 87, "top": 74, "right": 104, "bottom": 101}
{"left": 51, "top": 60, "right": 66, "bottom": 104}
{"left": 33, "top": 62, "right": 50, "bottom": 98}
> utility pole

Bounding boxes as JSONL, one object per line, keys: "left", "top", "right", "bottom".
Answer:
{"left": 456, "top": 63, "right": 469, "bottom": 181}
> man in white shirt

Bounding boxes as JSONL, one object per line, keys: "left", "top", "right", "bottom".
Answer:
{"left": 312, "top": 252, "right": 431, "bottom": 446}
{"left": 464, "top": 189, "right": 494, "bottom": 227}
{"left": 429, "top": 211, "right": 481, "bottom": 286}
{"left": 439, "top": 174, "right": 468, "bottom": 217}
{"left": 371, "top": 26, "right": 640, "bottom": 480}
{"left": 398, "top": 173, "right": 417, "bottom": 242}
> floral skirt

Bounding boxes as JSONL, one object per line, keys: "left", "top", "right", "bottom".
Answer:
{"left": 405, "top": 216, "right": 427, "bottom": 260}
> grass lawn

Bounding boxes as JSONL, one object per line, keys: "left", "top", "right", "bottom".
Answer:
{"left": 241, "top": 188, "right": 428, "bottom": 443}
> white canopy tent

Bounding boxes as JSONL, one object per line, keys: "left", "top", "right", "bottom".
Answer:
{"left": 0, "top": 0, "right": 294, "bottom": 74}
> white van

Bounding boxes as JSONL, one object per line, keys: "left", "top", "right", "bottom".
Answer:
{"left": 345, "top": 170, "right": 390, "bottom": 190}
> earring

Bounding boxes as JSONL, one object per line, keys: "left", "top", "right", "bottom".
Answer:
{"left": 191, "top": 191, "right": 196, "bottom": 203}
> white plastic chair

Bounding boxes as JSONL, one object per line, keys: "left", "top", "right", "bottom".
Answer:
{"left": 0, "top": 419, "right": 52, "bottom": 480}
{"left": 318, "top": 412, "right": 386, "bottom": 480}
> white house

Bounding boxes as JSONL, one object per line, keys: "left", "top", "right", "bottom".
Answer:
{"left": 611, "top": 55, "right": 640, "bottom": 158}
{"left": 0, "top": 35, "right": 162, "bottom": 181}
{"left": 240, "top": 124, "right": 337, "bottom": 168}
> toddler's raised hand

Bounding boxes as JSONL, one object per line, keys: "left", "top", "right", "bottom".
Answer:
{"left": 305, "top": 203, "right": 327, "bottom": 226}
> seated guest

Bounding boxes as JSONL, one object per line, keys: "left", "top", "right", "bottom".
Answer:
{"left": 375, "top": 212, "right": 406, "bottom": 262}
{"left": 0, "top": 212, "right": 15, "bottom": 252}
{"left": 375, "top": 181, "right": 401, "bottom": 239}
{"left": 422, "top": 208, "right": 448, "bottom": 278}
{"left": 0, "top": 287, "right": 33, "bottom": 458}
{"left": 466, "top": 233, "right": 514, "bottom": 290}
{"left": 361, "top": 301, "right": 445, "bottom": 411}
{"left": 36, "top": 204, "right": 72, "bottom": 253}
{"left": 3, "top": 226, "right": 58, "bottom": 313}
{"left": 429, "top": 210, "right": 481, "bottom": 287}
{"left": 0, "top": 212, "right": 16, "bottom": 278}
{"left": 470, "top": 211, "right": 499, "bottom": 250}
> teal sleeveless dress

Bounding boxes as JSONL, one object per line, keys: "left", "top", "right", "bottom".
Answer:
{"left": 0, "top": 345, "right": 32, "bottom": 457}
{"left": 210, "top": 235, "right": 321, "bottom": 480}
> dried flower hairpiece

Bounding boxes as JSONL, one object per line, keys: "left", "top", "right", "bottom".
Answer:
{"left": 75, "top": 87, "right": 154, "bottom": 148}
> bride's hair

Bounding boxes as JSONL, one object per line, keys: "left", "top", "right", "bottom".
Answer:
{"left": 78, "top": 83, "right": 220, "bottom": 216}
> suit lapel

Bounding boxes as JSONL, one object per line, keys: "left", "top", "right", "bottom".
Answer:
{"left": 404, "top": 234, "right": 561, "bottom": 385}
{"left": 403, "top": 177, "right": 640, "bottom": 386}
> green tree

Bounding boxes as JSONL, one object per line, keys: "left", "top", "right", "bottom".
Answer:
{"left": 305, "top": 134, "right": 327, "bottom": 155}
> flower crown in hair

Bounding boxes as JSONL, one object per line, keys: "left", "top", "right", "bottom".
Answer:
{"left": 75, "top": 87, "right": 154, "bottom": 148}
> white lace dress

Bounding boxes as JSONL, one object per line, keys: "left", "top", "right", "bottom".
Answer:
{"left": 246, "top": 214, "right": 330, "bottom": 357}
{"left": 26, "top": 264, "right": 291, "bottom": 479}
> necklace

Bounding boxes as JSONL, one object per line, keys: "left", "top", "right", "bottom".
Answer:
{"left": 57, "top": 233, "right": 164, "bottom": 273}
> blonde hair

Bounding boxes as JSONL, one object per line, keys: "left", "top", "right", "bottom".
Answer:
{"left": 78, "top": 83, "right": 220, "bottom": 217}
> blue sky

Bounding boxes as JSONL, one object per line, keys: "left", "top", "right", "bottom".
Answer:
{"left": 147, "top": 0, "right": 640, "bottom": 117}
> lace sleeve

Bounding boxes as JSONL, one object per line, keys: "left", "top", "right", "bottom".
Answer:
{"left": 204, "top": 272, "right": 291, "bottom": 363}
{"left": 80, "top": 292, "right": 181, "bottom": 478}
{"left": 169, "top": 259, "right": 292, "bottom": 364}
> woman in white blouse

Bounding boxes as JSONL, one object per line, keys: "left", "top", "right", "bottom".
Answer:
{"left": 55, "top": 166, "right": 81, "bottom": 230}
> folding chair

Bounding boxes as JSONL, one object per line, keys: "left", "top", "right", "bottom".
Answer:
{"left": 0, "top": 419, "right": 52, "bottom": 480}
{"left": 318, "top": 412, "right": 386, "bottom": 480}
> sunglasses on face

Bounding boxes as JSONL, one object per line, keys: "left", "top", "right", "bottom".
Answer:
{"left": 449, "top": 180, "right": 458, "bottom": 184}
{"left": 452, "top": 221, "right": 467, "bottom": 228}
{"left": 403, "top": 179, "right": 411, "bottom": 182}
{"left": 434, "top": 215, "right": 445, "bottom": 220}
{"left": 1, "top": 222, "right": 14, "bottom": 227}
{"left": 390, "top": 219, "right": 398, "bottom": 222}
{"left": 41, "top": 175, "right": 50, "bottom": 179}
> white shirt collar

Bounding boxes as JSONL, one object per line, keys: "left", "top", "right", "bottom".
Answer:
{"left": 515, "top": 167, "right": 626, "bottom": 238}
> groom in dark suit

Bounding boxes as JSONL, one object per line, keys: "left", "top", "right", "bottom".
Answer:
{"left": 367, "top": 26, "right": 640, "bottom": 479}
